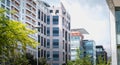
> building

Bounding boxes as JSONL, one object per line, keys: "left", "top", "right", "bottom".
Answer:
{"left": 96, "top": 45, "right": 107, "bottom": 64}
{"left": 70, "top": 28, "right": 89, "bottom": 61}
{"left": 37, "top": 0, "right": 50, "bottom": 60}
{"left": 70, "top": 29, "right": 84, "bottom": 61}
{"left": 46, "top": 3, "right": 71, "bottom": 65}
{"left": 0, "top": 0, "right": 71, "bottom": 65}
{"left": 106, "top": 0, "right": 120, "bottom": 65}
{"left": 82, "top": 40, "right": 96, "bottom": 65}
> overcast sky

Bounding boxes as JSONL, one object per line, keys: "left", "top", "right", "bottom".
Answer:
{"left": 44, "top": 0, "right": 111, "bottom": 56}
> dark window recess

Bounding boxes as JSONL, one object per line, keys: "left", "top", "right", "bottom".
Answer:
{"left": 47, "top": 39, "right": 50, "bottom": 48}
{"left": 38, "top": 10, "right": 40, "bottom": 19}
{"left": 47, "top": 16, "right": 50, "bottom": 24}
{"left": 44, "top": 38, "right": 46, "bottom": 47}
{"left": 41, "top": 37, "right": 43, "bottom": 46}
{"left": 44, "top": 14, "right": 46, "bottom": 23}
{"left": 38, "top": 48, "right": 40, "bottom": 58}
{"left": 55, "top": 10, "right": 59, "bottom": 14}
{"left": 41, "top": 12, "right": 43, "bottom": 21}
{"left": 65, "top": 31, "right": 68, "bottom": 41}
{"left": 47, "top": 27, "right": 50, "bottom": 36}
{"left": 50, "top": 10, "right": 53, "bottom": 13}
{"left": 44, "top": 50, "right": 46, "bottom": 58}
{"left": 38, "top": 35, "right": 40, "bottom": 43}
{"left": 41, "top": 49, "right": 43, "bottom": 57}
{"left": 44, "top": 26, "right": 46, "bottom": 35}
{"left": 41, "top": 24, "right": 43, "bottom": 33}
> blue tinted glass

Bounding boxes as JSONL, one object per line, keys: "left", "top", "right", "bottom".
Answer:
{"left": 53, "top": 27, "right": 59, "bottom": 36}
{"left": 47, "top": 39, "right": 50, "bottom": 48}
{"left": 47, "top": 27, "right": 50, "bottom": 36}
{"left": 53, "top": 16, "right": 59, "bottom": 24}
{"left": 53, "top": 51, "right": 59, "bottom": 61}
{"left": 47, "top": 51, "right": 50, "bottom": 60}
{"left": 47, "top": 16, "right": 50, "bottom": 24}
{"left": 53, "top": 39, "right": 59, "bottom": 48}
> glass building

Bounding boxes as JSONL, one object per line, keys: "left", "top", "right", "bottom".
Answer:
{"left": 71, "top": 34, "right": 82, "bottom": 60}
{"left": 70, "top": 29, "right": 88, "bottom": 61}
{"left": 107, "top": 0, "right": 120, "bottom": 65}
{"left": 83, "top": 40, "right": 96, "bottom": 65}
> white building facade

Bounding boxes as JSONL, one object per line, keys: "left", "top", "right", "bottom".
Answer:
{"left": 0, "top": 0, "right": 71, "bottom": 65}
{"left": 46, "top": 3, "right": 71, "bottom": 65}
{"left": 107, "top": 0, "right": 120, "bottom": 65}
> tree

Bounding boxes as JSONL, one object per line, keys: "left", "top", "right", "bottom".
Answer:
{"left": 67, "top": 49, "right": 92, "bottom": 65}
{"left": 26, "top": 53, "right": 48, "bottom": 65}
{"left": 0, "top": 8, "right": 38, "bottom": 63}
{"left": 96, "top": 55, "right": 111, "bottom": 65}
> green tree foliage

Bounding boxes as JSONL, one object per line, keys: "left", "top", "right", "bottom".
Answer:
{"left": 96, "top": 55, "right": 111, "bottom": 65}
{"left": 67, "top": 49, "right": 92, "bottom": 65}
{"left": 0, "top": 8, "right": 38, "bottom": 63}
{"left": 26, "top": 53, "right": 48, "bottom": 65}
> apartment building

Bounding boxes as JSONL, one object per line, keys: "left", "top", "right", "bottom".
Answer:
{"left": 0, "top": 0, "right": 71, "bottom": 65}
{"left": 106, "top": 0, "right": 120, "bottom": 65}
{"left": 46, "top": 3, "right": 71, "bottom": 65}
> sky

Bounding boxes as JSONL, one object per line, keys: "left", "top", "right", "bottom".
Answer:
{"left": 43, "top": 0, "right": 111, "bottom": 56}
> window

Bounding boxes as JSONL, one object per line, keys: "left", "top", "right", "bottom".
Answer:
{"left": 53, "top": 27, "right": 59, "bottom": 36}
{"left": 44, "top": 50, "right": 46, "bottom": 58}
{"left": 62, "top": 17, "right": 64, "bottom": 26}
{"left": 47, "top": 39, "right": 50, "bottom": 48}
{"left": 53, "top": 16, "right": 59, "bottom": 24}
{"left": 68, "top": 23, "right": 70, "bottom": 30}
{"left": 50, "top": 10, "right": 53, "bottom": 13}
{"left": 41, "top": 49, "right": 43, "bottom": 57}
{"left": 63, "top": 40, "right": 64, "bottom": 49}
{"left": 44, "top": 26, "right": 46, "bottom": 35}
{"left": 115, "top": 7, "right": 120, "bottom": 45}
{"left": 38, "top": 22, "right": 40, "bottom": 32}
{"left": 44, "top": 38, "right": 46, "bottom": 47}
{"left": 55, "top": 10, "right": 59, "bottom": 13}
{"left": 1, "top": 0, "right": 5, "bottom": 3}
{"left": 47, "top": 16, "right": 50, "bottom": 24}
{"left": 38, "top": 22, "right": 40, "bottom": 25}
{"left": 53, "top": 51, "right": 59, "bottom": 61}
{"left": 47, "top": 27, "right": 50, "bottom": 36}
{"left": 41, "top": 24, "right": 43, "bottom": 33}
{"left": 41, "top": 12, "right": 43, "bottom": 21}
{"left": 44, "top": 14, "right": 46, "bottom": 23}
{"left": 63, "top": 29, "right": 64, "bottom": 37}
{"left": 1, "top": 4, "right": 5, "bottom": 8}
{"left": 38, "top": 10, "right": 40, "bottom": 19}
{"left": 7, "top": 0, "right": 10, "bottom": 6}
{"left": 47, "top": 51, "right": 50, "bottom": 60}
{"left": 6, "top": 8, "right": 10, "bottom": 15}
{"left": 69, "top": 33, "right": 70, "bottom": 41}
{"left": 41, "top": 37, "right": 43, "bottom": 46}
{"left": 65, "top": 31, "right": 68, "bottom": 41}
{"left": 38, "top": 48, "right": 40, "bottom": 58}
{"left": 63, "top": 52, "right": 64, "bottom": 61}
{"left": 53, "top": 39, "right": 59, "bottom": 48}
{"left": 38, "top": 35, "right": 40, "bottom": 43}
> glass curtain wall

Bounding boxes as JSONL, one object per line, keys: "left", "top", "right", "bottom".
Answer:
{"left": 115, "top": 7, "right": 120, "bottom": 65}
